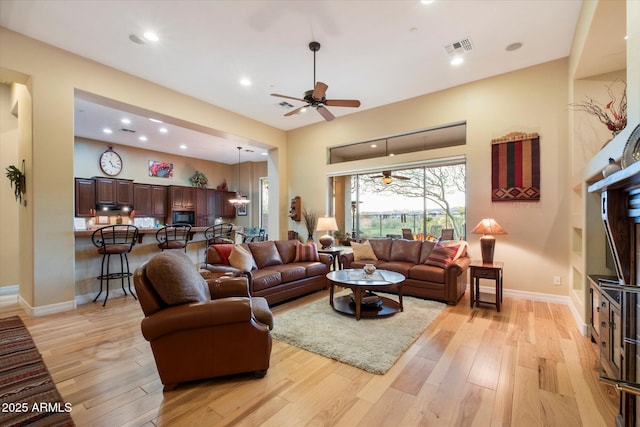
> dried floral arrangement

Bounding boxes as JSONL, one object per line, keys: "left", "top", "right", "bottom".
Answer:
{"left": 570, "top": 80, "right": 627, "bottom": 137}
{"left": 5, "top": 163, "right": 25, "bottom": 203}
{"left": 302, "top": 209, "right": 318, "bottom": 237}
{"left": 189, "top": 171, "right": 208, "bottom": 188}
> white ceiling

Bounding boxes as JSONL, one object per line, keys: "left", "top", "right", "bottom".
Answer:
{"left": 0, "top": 0, "right": 598, "bottom": 163}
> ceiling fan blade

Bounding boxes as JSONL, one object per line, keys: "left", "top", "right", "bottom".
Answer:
{"left": 393, "top": 175, "right": 411, "bottom": 180}
{"left": 284, "top": 105, "right": 308, "bottom": 117}
{"left": 325, "top": 99, "right": 361, "bottom": 108}
{"left": 312, "top": 81, "right": 328, "bottom": 100}
{"left": 271, "top": 93, "right": 306, "bottom": 102}
{"left": 316, "top": 105, "right": 335, "bottom": 121}
{"left": 370, "top": 175, "right": 384, "bottom": 178}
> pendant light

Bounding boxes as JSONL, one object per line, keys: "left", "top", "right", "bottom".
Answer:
{"left": 229, "top": 146, "right": 250, "bottom": 205}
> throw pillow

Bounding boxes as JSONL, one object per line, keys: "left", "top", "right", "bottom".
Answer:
{"left": 229, "top": 244, "right": 257, "bottom": 271}
{"left": 146, "top": 251, "right": 211, "bottom": 306}
{"left": 351, "top": 241, "right": 378, "bottom": 261}
{"left": 424, "top": 243, "right": 459, "bottom": 268}
{"left": 441, "top": 240, "right": 468, "bottom": 260}
{"left": 294, "top": 241, "right": 320, "bottom": 262}
{"left": 213, "top": 244, "right": 234, "bottom": 265}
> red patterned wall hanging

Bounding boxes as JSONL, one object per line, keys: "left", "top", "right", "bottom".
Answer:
{"left": 491, "top": 132, "right": 540, "bottom": 202}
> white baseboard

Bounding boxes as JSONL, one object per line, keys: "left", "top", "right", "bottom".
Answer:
{"left": 0, "top": 284, "right": 19, "bottom": 296}
{"left": 18, "top": 294, "right": 76, "bottom": 317}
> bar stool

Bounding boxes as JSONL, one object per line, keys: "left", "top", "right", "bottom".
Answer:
{"left": 91, "top": 225, "right": 139, "bottom": 306}
{"left": 156, "top": 223, "right": 192, "bottom": 252}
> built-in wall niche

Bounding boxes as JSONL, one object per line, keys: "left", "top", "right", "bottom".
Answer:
{"left": 572, "top": 227, "right": 583, "bottom": 257}
{"left": 572, "top": 266, "right": 583, "bottom": 291}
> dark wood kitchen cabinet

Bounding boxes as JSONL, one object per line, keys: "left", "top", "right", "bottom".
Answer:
{"left": 169, "top": 186, "right": 195, "bottom": 210}
{"left": 95, "top": 177, "right": 133, "bottom": 206}
{"left": 216, "top": 190, "right": 237, "bottom": 219}
{"left": 75, "top": 178, "right": 96, "bottom": 217}
{"left": 134, "top": 184, "right": 167, "bottom": 217}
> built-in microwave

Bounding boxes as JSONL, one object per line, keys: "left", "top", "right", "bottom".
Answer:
{"left": 172, "top": 210, "right": 195, "bottom": 225}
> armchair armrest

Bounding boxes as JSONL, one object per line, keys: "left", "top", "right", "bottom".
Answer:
{"left": 318, "top": 253, "right": 333, "bottom": 267}
{"left": 340, "top": 252, "right": 355, "bottom": 269}
{"left": 141, "top": 297, "right": 254, "bottom": 341}
{"left": 207, "top": 276, "right": 251, "bottom": 299}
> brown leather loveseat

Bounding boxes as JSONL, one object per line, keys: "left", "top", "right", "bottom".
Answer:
{"left": 340, "top": 238, "right": 470, "bottom": 305}
{"left": 134, "top": 251, "right": 273, "bottom": 391}
{"left": 203, "top": 240, "right": 332, "bottom": 305}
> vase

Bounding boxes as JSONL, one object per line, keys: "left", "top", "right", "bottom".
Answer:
{"left": 602, "top": 158, "right": 622, "bottom": 177}
{"left": 364, "top": 264, "right": 376, "bottom": 275}
{"left": 307, "top": 233, "right": 314, "bottom": 243}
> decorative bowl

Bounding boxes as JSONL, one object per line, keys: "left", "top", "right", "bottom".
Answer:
{"left": 363, "top": 264, "right": 376, "bottom": 275}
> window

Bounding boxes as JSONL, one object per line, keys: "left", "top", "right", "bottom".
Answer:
{"left": 340, "top": 161, "right": 465, "bottom": 241}
{"left": 259, "top": 177, "right": 268, "bottom": 229}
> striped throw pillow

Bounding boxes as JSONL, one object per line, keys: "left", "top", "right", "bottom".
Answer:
{"left": 294, "top": 242, "right": 320, "bottom": 262}
{"left": 424, "top": 243, "right": 459, "bottom": 268}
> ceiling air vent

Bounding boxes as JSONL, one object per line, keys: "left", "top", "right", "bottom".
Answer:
{"left": 277, "top": 101, "right": 294, "bottom": 109}
{"left": 120, "top": 128, "right": 136, "bottom": 133}
{"left": 443, "top": 37, "right": 473, "bottom": 55}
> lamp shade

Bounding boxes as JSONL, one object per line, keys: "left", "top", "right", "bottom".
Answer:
{"left": 316, "top": 217, "right": 338, "bottom": 232}
{"left": 471, "top": 219, "right": 507, "bottom": 264}
{"left": 316, "top": 216, "right": 338, "bottom": 249}
{"left": 471, "top": 218, "right": 507, "bottom": 235}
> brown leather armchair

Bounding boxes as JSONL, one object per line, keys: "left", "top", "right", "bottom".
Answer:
{"left": 134, "top": 252, "right": 273, "bottom": 391}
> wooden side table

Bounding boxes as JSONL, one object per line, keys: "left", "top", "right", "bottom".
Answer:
{"left": 318, "top": 247, "right": 344, "bottom": 271}
{"left": 469, "top": 261, "right": 504, "bottom": 312}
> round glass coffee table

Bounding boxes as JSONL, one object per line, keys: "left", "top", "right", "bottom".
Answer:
{"left": 326, "top": 269, "right": 405, "bottom": 320}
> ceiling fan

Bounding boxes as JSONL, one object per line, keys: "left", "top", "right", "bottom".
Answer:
{"left": 271, "top": 41, "right": 361, "bottom": 121}
{"left": 370, "top": 170, "right": 411, "bottom": 185}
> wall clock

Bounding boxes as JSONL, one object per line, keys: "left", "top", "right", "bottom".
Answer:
{"left": 99, "top": 146, "right": 123, "bottom": 176}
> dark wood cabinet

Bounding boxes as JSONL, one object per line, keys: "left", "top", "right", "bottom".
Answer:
{"left": 588, "top": 162, "right": 640, "bottom": 427}
{"left": 152, "top": 186, "right": 167, "bottom": 217}
{"left": 95, "top": 177, "right": 133, "bottom": 206}
{"left": 219, "top": 191, "right": 237, "bottom": 218}
{"left": 195, "top": 188, "right": 208, "bottom": 227}
{"left": 170, "top": 186, "right": 196, "bottom": 210}
{"left": 75, "top": 178, "right": 95, "bottom": 217}
{"left": 134, "top": 184, "right": 152, "bottom": 216}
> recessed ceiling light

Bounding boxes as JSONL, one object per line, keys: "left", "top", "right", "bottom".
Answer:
{"left": 149, "top": 118, "right": 162, "bottom": 123}
{"left": 624, "top": 35, "right": 628, "bottom": 40}
{"left": 143, "top": 31, "right": 159, "bottom": 42}
{"left": 240, "top": 78, "right": 251, "bottom": 86}
{"left": 300, "top": 107, "right": 307, "bottom": 113}
{"left": 121, "top": 118, "right": 131, "bottom": 124}
{"left": 261, "top": 152, "right": 268, "bottom": 156}
{"left": 506, "top": 42, "right": 523, "bottom": 52}
{"left": 159, "top": 127, "right": 168, "bottom": 134}
{"left": 179, "top": 144, "right": 187, "bottom": 150}
{"left": 103, "top": 128, "right": 112, "bottom": 134}
{"left": 389, "top": 153, "right": 395, "bottom": 156}
{"left": 421, "top": 0, "right": 434, "bottom": 4}
{"left": 450, "top": 56, "right": 464, "bottom": 66}
{"left": 371, "top": 144, "right": 377, "bottom": 148}
{"left": 139, "top": 136, "right": 147, "bottom": 142}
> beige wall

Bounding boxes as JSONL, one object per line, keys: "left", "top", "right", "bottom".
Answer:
{"left": 0, "top": 83, "right": 19, "bottom": 289}
{"left": 288, "top": 59, "right": 571, "bottom": 297}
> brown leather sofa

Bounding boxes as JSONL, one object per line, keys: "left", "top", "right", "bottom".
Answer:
{"left": 340, "top": 238, "right": 470, "bottom": 305}
{"left": 134, "top": 251, "right": 273, "bottom": 391}
{"left": 203, "top": 240, "right": 332, "bottom": 305}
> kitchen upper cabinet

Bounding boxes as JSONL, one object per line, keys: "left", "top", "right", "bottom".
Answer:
{"left": 134, "top": 184, "right": 152, "bottom": 216}
{"left": 195, "top": 188, "right": 208, "bottom": 226}
{"left": 95, "top": 177, "right": 133, "bottom": 206}
{"left": 75, "top": 178, "right": 95, "bottom": 217}
{"left": 170, "top": 186, "right": 196, "bottom": 210}
{"left": 152, "top": 186, "right": 167, "bottom": 217}
{"left": 217, "top": 191, "right": 237, "bottom": 219}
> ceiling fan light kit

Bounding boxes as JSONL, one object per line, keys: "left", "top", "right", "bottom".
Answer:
{"left": 271, "top": 41, "right": 361, "bottom": 122}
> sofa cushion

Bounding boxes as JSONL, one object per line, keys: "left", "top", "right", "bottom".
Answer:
{"left": 424, "top": 243, "right": 459, "bottom": 268}
{"left": 265, "top": 264, "right": 306, "bottom": 283}
{"left": 409, "top": 264, "right": 446, "bottom": 284}
{"left": 419, "top": 240, "right": 437, "bottom": 264}
{"left": 249, "top": 241, "right": 283, "bottom": 268}
{"left": 303, "top": 261, "right": 330, "bottom": 277}
{"left": 275, "top": 240, "right": 298, "bottom": 264}
{"left": 146, "top": 251, "right": 211, "bottom": 306}
{"left": 351, "top": 241, "right": 378, "bottom": 261}
{"left": 377, "top": 261, "right": 412, "bottom": 278}
{"left": 251, "top": 269, "right": 282, "bottom": 292}
{"left": 213, "top": 244, "right": 234, "bottom": 265}
{"left": 294, "top": 241, "right": 320, "bottom": 262}
{"left": 229, "top": 245, "right": 257, "bottom": 271}
{"left": 390, "top": 239, "right": 422, "bottom": 264}
{"left": 367, "top": 238, "right": 392, "bottom": 260}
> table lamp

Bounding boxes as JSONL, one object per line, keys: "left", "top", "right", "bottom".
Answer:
{"left": 471, "top": 218, "right": 507, "bottom": 264}
{"left": 316, "top": 216, "right": 338, "bottom": 249}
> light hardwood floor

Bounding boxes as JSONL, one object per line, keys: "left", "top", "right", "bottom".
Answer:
{"left": 1, "top": 290, "right": 618, "bottom": 426}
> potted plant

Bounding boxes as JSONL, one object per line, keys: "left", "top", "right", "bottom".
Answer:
{"left": 5, "top": 163, "right": 25, "bottom": 203}
{"left": 302, "top": 209, "right": 318, "bottom": 242}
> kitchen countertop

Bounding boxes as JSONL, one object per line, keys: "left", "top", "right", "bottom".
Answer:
{"left": 74, "top": 226, "right": 211, "bottom": 243}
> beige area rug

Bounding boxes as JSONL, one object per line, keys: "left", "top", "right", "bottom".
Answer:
{"left": 272, "top": 292, "right": 445, "bottom": 374}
